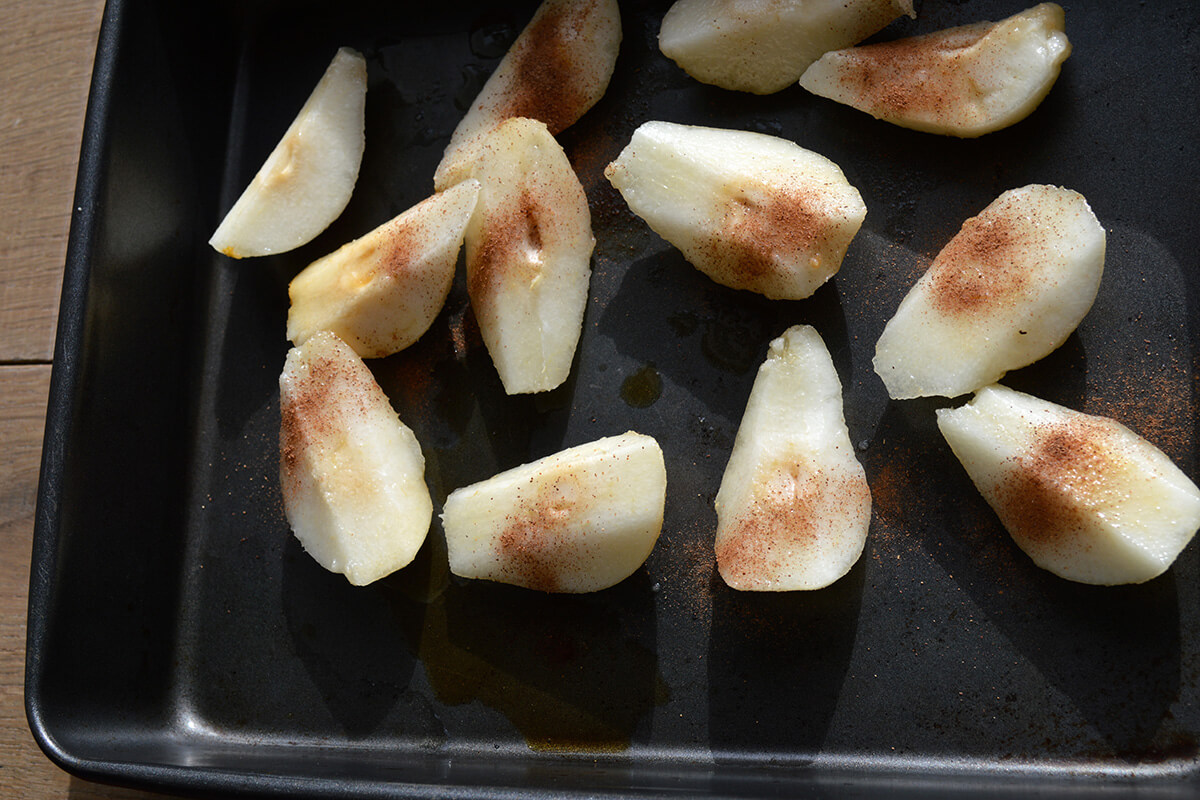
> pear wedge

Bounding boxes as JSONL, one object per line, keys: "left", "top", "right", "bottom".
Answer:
{"left": 463, "top": 117, "right": 594, "bottom": 394}
{"left": 715, "top": 325, "right": 871, "bottom": 591}
{"left": 287, "top": 179, "right": 481, "bottom": 358}
{"left": 605, "top": 121, "right": 866, "bottom": 300}
{"left": 434, "top": 0, "right": 622, "bottom": 191}
{"left": 279, "top": 331, "right": 432, "bottom": 586}
{"left": 659, "top": 0, "right": 914, "bottom": 95}
{"left": 874, "top": 184, "right": 1105, "bottom": 400}
{"left": 938, "top": 385, "right": 1200, "bottom": 585}
{"left": 799, "top": 3, "right": 1071, "bottom": 137}
{"left": 211, "top": 48, "right": 367, "bottom": 258}
{"left": 441, "top": 432, "right": 667, "bottom": 593}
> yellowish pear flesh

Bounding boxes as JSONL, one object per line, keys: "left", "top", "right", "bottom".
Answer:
{"left": 716, "top": 325, "right": 871, "bottom": 591}
{"left": 441, "top": 432, "right": 667, "bottom": 593}
{"left": 279, "top": 331, "right": 432, "bottom": 586}
{"left": 210, "top": 48, "right": 367, "bottom": 258}
{"left": 873, "top": 184, "right": 1105, "bottom": 400}
{"left": 937, "top": 385, "right": 1200, "bottom": 585}
{"left": 604, "top": 121, "right": 866, "bottom": 300}
{"left": 434, "top": 0, "right": 622, "bottom": 191}
{"left": 799, "top": 3, "right": 1071, "bottom": 137}
{"left": 287, "top": 179, "right": 481, "bottom": 358}
{"left": 659, "top": 0, "right": 914, "bottom": 95}
{"left": 463, "top": 117, "right": 594, "bottom": 395}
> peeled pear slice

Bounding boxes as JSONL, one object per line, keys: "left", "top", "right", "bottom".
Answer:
{"left": 715, "top": 325, "right": 871, "bottom": 591}
{"left": 441, "top": 432, "right": 667, "bottom": 593}
{"left": 799, "top": 3, "right": 1071, "bottom": 137}
{"left": 463, "top": 117, "right": 594, "bottom": 394}
{"left": 279, "top": 331, "right": 432, "bottom": 586}
{"left": 938, "top": 385, "right": 1200, "bottom": 585}
{"left": 211, "top": 48, "right": 367, "bottom": 258}
{"left": 433, "top": 0, "right": 622, "bottom": 191}
{"left": 287, "top": 179, "right": 481, "bottom": 358}
{"left": 659, "top": 0, "right": 914, "bottom": 95}
{"left": 604, "top": 121, "right": 866, "bottom": 300}
{"left": 874, "top": 184, "right": 1105, "bottom": 400}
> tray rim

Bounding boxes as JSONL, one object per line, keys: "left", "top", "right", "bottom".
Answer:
{"left": 24, "top": 0, "right": 125, "bottom": 785}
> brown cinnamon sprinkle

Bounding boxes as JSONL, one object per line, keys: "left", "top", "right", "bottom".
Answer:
{"left": 377, "top": 215, "right": 427, "bottom": 280}
{"left": 279, "top": 344, "right": 375, "bottom": 498}
{"left": 698, "top": 183, "right": 829, "bottom": 289}
{"left": 836, "top": 22, "right": 992, "bottom": 118}
{"left": 991, "top": 416, "right": 1117, "bottom": 558}
{"left": 717, "top": 462, "right": 869, "bottom": 589}
{"left": 1087, "top": 352, "right": 1193, "bottom": 463}
{"left": 928, "top": 197, "right": 1030, "bottom": 315}
{"left": 468, "top": 189, "right": 547, "bottom": 313}
{"left": 496, "top": 474, "right": 595, "bottom": 591}
{"left": 497, "top": 0, "right": 601, "bottom": 134}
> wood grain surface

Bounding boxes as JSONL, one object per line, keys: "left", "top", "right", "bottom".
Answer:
{"left": 0, "top": 1, "right": 175, "bottom": 797}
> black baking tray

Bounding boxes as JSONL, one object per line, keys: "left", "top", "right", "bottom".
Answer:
{"left": 26, "top": 0, "right": 1200, "bottom": 796}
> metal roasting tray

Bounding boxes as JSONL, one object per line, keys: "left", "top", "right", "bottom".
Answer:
{"left": 26, "top": 0, "right": 1200, "bottom": 796}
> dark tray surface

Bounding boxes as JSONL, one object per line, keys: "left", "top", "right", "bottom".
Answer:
{"left": 27, "top": 0, "right": 1200, "bottom": 797}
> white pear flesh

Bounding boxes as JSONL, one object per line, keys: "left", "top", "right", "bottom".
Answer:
{"left": 873, "top": 184, "right": 1105, "bottom": 400}
{"left": 210, "top": 48, "right": 367, "bottom": 258}
{"left": 937, "top": 385, "right": 1200, "bottom": 585}
{"left": 433, "top": 0, "right": 622, "bottom": 191}
{"left": 287, "top": 179, "right": 481, "bottom": 358}
{"left": 659, "top": 0, "right": 914, "bottom": 95}
{"left": 715, "top": 325, "right": 871, "bottom": 591}
{"left": 279, "top": 331, "right": 432, "bottom": 586}
{"left": 463, "top": 117, "right": 594, "bottom": 394}
{"left": 604, "top": 121, "right": 866, "bottom": 300}
{"left": 441, "top": 432, "right": 667, "bottom": 593}
{"left": 799, "top": 3, "right": 1071, "bottom": 137}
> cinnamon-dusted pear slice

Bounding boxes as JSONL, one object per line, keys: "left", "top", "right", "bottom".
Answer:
{"left": 464, "top": 117, "right": 594, "bottom": 394}
{"left": 659, "top": 0, "right": 914, "bottom": 95}
{"left": 441, "top": 432, "right": 667, "bottom": 593}
{"left": 799, "top": 3, "right": 1071, "bottom": 137}
{"left": 604, "top": 121, "right": 866, "bottom": 300}
{"left": 287, "top": 179, "right": 481, "bottom": 358}
{"left": 434, "top": 0, "right": 622, "bottom": 191}
{"left": 937, "top": 385, "right": 1200, "bottom": 585}
{"left": 874, "top": 184, "right": 1105, "bottom": 400}
{"left": 715, "top": 325, "right": 871, "bottom": 591}
{"left": 211, "top": 48, "right": 367, "bottom": 258}
{"left": 279, "top": 331, "right": 432, "bottom": 586}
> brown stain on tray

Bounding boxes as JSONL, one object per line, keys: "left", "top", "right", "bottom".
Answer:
{"left": 388, "top": 549, "right": 668, "bottom": 751}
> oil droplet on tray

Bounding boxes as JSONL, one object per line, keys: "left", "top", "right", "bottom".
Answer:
{"left": 454, "top": 64, "right": 491, "bottom": 111}
{"left": 621, "top": 365, "right": 662, "bottom": 408}
{"left": 469, "top": 21, "right": 515, "bottom": 59}
{"left": 668, "top": 311, "right": 698, "bottom": 337}
{"left": 393, "top": 581, "right": 667, "bottom": 753}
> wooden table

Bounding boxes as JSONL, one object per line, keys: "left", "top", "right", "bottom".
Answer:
{"left": 0, "top": 2, "right": 173, "bottom": 797}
